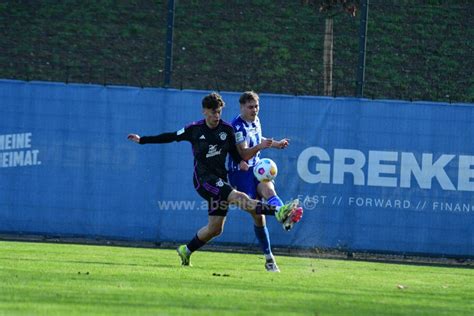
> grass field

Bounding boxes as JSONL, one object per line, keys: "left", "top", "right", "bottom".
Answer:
{"left": 0, "top": 241, "right": 472, "bottom": 315}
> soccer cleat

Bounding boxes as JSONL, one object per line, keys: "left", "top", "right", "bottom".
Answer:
{"left": 276, "top": 199, "right": 303, "bottom": 231}
{"left": 282, "top": 206, "right": 303, "bottom": 231}
{"left": 177, "top": 245, "right": 192, "bottom": 266}
{"left": 265, "top": 258, "right": 280, "bottom": 272}
{"left": 275, "top": 199, "right": 299, "bottom": 223}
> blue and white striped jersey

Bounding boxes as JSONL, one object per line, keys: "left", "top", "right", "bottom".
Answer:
{"left": 227, "top": 115, "right": 262, "bottom": 171}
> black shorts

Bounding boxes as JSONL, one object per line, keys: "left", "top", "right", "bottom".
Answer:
{"left": 193, "top": 174, "right": 234, "bottom": 216}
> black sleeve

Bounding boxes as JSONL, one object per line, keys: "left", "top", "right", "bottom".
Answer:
{"left": 228, "top": 130, "right": 243, "bottom": 164}
{"left": 139, "top": 126, "right": 192, "bottom": 144}
{"left": 139, "top": 132, "right": 178, "bottom": 144}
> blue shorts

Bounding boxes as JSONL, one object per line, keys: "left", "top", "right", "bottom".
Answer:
{"left": 228, "top": 167, "right": 260, "bottom": 199}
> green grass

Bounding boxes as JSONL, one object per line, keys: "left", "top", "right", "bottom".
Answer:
{"left": 0, "top": 241, "right": 473, "bottom": 315}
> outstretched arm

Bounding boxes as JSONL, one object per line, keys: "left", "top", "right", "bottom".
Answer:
{"left": 127, "top": 132, "right": 180, "bottom": 144}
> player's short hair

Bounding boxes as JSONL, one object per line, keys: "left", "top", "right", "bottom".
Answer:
{"left": 202, "top": 92, "right": 225, "bottom": 110}
{"left": 239, "top": 91, "right": 259, "bottom": 105}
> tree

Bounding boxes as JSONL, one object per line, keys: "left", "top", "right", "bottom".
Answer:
{"left": 303, "top": 0, "right": 357, "bottom": 96}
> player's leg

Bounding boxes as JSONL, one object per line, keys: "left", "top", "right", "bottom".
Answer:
{"left": 177, "top": 214, "right": 226, "bottom": 265}
{"left": 178, "top": 177, "right": 230, "bottom": 266}
{"left": 257, "top": 181, "right": 283, "bottom": 208}
{"left": 227, "top": 189, "right": 301, "bottom": 228}
{"left": 230, "top": 169, "right": 277, "bottom": 270}
{"left": 257, "top": 180, "right": 302, "bottom": 230}
{"left": 254, "top": 180, "right": 282, "bottom": 271}
{"left": 197, "top": 215, "right": 227, "bottom": 242}
{"left": 250, "top": 212, "right": 280, "bottom": 272}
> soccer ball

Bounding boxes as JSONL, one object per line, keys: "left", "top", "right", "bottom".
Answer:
{"left": 253, "top": 158, "right": 278, "bottom": 182}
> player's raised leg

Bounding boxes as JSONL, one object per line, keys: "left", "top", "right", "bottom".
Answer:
{"left": 227, "top": 190, "right": 303, "bottom": 230}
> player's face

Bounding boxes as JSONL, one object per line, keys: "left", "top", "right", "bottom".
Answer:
{"left": 241, "top": 100, "right": 259, "bottom": 122}
{"left": 203, "top": 107, "right": 223, "bottom": 129}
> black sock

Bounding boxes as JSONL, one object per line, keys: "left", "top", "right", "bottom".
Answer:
{"left": 255, "top": 201, "right": 276, "bottom": 216}
{"left": 186, "top": 234, "right": 206, "bottom": 253}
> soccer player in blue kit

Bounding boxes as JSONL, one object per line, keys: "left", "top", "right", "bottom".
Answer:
{"left": 228, "top": 91, "right": 303, "bottom": 272}
{"left": 128, "top": 92, "right": 302, "bottom": 268}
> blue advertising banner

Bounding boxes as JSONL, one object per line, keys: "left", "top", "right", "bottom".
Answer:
{"left": 0, "top": 79, "right": 472, "bottom": 257}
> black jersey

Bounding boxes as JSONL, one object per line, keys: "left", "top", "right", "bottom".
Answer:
{"left": 139, "top": 119, "right": 242, "bottom": 180}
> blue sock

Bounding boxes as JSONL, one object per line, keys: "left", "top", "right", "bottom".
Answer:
{"left": 267, "top": 195, "right": 283, "bottom": 207}
{"left": 254, "top": 225, "right": 272, "bottom": 256}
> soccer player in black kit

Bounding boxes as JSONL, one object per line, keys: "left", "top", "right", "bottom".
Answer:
{"left": 128, "top": 92, "right": 303, "bottom": 268}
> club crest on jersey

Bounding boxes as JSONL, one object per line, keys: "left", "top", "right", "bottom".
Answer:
{"left": 216, "top": 179, "right": 224, "bottom": 187}
{"left": 219, "top": 132, "right": 227, "bottom": 140}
